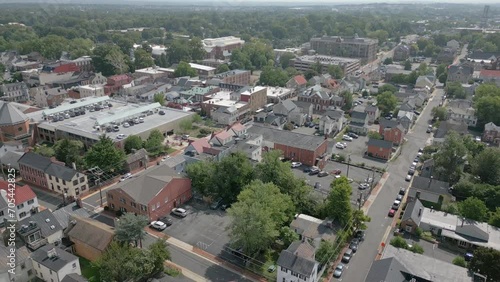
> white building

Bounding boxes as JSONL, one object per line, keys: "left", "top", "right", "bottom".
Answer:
{"left": 79, "top": 84, "right": 105, "bottom": 98}
{"left": 0, "top": 245, "right": 35, "bottom": 282}
{"left": 0, "top": 181, "right": 38, "bottom": 221}
{"left": 266, "top": 87, "right": 295, "bottom": 103}
{"left": 31, "top": 245, "right": 81, "bottom": 282}
{"left": 189, "top": 63, "right": 216, "bottom": 79}
{"left": 0, "top": 82, "right": 29, "bottom": 102}
{"left": 277, "top": 241, "right": 320, "bottom": 282}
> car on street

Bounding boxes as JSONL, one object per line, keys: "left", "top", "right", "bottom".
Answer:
{"left": 388, "top": 209, "right": 396, "bottom": 217}
{"left": 335, "top": 143, "right": 345, "bottom": 149}
{"left": 303, "top": 167, "right": 312, "bottom": 173}
{"left": 318, "top": 171, "right": 329, "bottom": 177}
{"left": 150, "top": 221, "right": 167, "bottom": 231}
{"left": 358, "top": 183, "right": 370, "bottom": 190}
{"left": 396, "top": 194, "right": 403, "bottom": 201}
{"left": 399, "top": 187, "right": 406, "bottom": 195}
{"left": 116, "top": 134, "right": 127, "bottom": 139}
{"left": 414, "top": 157, "right": 420, "bottom": 163}
{"left": 418, "top": 148, "right": 423, "bottom": 153}
{"left": 171, "top": 208, "right": 187, "bottom": 218}
{"left": 414, "top": 110, "right": 421, "bottom": 115}
{"left": 220, "top": 203, "right": 231, "bottom": 211}
{"left": 210, "top": 198, "right": 224, "bottom": 210}
{"left": 120, "top": 173, "right": 132, "bottom": 182}
{"left": 157, "top": 216, "right": 173, "bottom": 226}
{"left": 342, "top": 135, "right": 353, "bottom": 141}
{"left": 348, "top": 132, "right": 359, "bottom": 139}
{"left": 309, "top": 167, "right": 320, "bottom": 175}
{"left": 405, "top": 174, "right": 412, "bottom": 182}
{"left": 408, "top": 168, "right": 415, "bottom": 175}
{"left": 355, "top": 230, "right": 365, "bottom": 241}
{"left": 332, "top": 169, "right": 341, "bottom": 175}
{"left": 392, "top": 200, "right": 401, "bottom": 210}
{"left": 291, "top": 162, "right": 302, "bottom": 168}
{"left": 349, "top": 238, "right": 359, "bottom": 252}
{"left": 417, "top": 152, "right": 423, "bottom": 157}
{"left": 426, "top": 125, "right": 433, "bottom": 133}
{"left": 341, "top": 249, "right": 353, "bottom": 263}
{"left": 333, "top": 264, "right": 345, "bottom": 278}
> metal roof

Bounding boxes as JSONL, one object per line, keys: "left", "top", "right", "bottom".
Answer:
{"left": 95, "top": 102, "right": 161, "bottom": 126}
{"left": 42, "top": 96, "right": 110, "bottom": 117}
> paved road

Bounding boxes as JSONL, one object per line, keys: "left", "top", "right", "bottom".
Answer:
{"left": 338, "top": 88, "right": 445, "bottom": 282}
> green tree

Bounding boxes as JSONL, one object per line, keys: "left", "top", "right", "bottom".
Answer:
{"left": 315, "top": 240, "right": 336, "bottom": 266}
{"left": 436, "top": 64, "right": 447, "bottom": 78}
{"left": 53, "top": 139, "right": 84, "bottom": 168}
{"left": 0, "top": 63, "right": 5, "bottom": 75}
{"left": 452, "top": 256, "right": 467, "bottom": 267}
{"left": 134, "top": 48, "right": 154, "bottom": 69}
{"left": 123, "top": 135, "right": 143, "bottom": 154}
{"left": 105, "top": 47, "right": 129, "bottom": 74}
{"left": 438, "top": 73, "right": 448, "bottom": 84}
{"left": 324, "top": 176, "right": 352, "bottom": 226}
{"left": 431, "top": 106, "right": 447, "bottom": 121}
{"left": 383, "top": 57, "right": 393, "bottom": 65}
{"left": 279, "top": 52, "right": 296, "bottom": 69}
{"left": 304, "top": 69, "right": 318, "bottom": 80}
{"left": 468, "top": 247, "right": 500, "bottom": 282}
{"left": 458, "top": 197, "right": 489, "bottom": 221}
{"left": 475, "top": 95, "right": 500, "bottom": 126}
{"left": 167, "top": 40, "right": 191, "bottom": 65}
{"left": 340, "top": 91, "right": 353, "bottom": 111}
{"left": 115, "top": 212, "right": 149, "bottom": 248}
{"left": 92, "top": 242, "right": 146, "bottom": 282}
{"left": 474, "top": 84, "right": 500, "bottom": 101}
{"left": 377, "top": 84, "right": 398, "bottom": 94}
{"left": 446, "top": 82, "right": 466, "bottom": 99}
{"left": 227, "top": 180, "right": 294, "bottom": 255}
{"left": 404, "top": 60, "right": 412, "bottom": 70}
{"left": 352, "top": 209, "right": 371, "bottom": 231}
{"left": 376, "top": 91, "right": 398, "bottom": 115}
{"left": 147, "top": 239, "right": 171, "bottom": 275}
{"left": 368, "top": 131, "right": 383, "bottom": 140}
{"left": 311, "top": 61, "right": 323, "bottom": 73}
{"left": 188, "top": 37, "right": 206, "bottom": 61}
{"left": 216, "top": 64, "right": 230, "bottom": 74}
{"left": 259, "top": 66, "right": 290, "bottom": 87}
{"left": 144, "top": 129, "right": 165, "bottom": 157}
{"left": 409, "top": 244, "right": 424, "bottom": 254}
{"left": 153, "top": 93, "right": 165, "bottom": 106}
{"left": 390, "top": 236, "right": 408, "bottom": 248}
{"left": 185, "top": 161, "right": 215, "bottom": 196}
{"left": 192, "top": 114, "right": 202, "bottom": 124}
{"left": 471, "top": 148, "right": 500, "bottom": 185}
{"left": 213, "top": 152, "right": 255, "bottom": 202}
{"left": 433, "top": 131, "right": 467, "bottom": 183}
{"left": 489, "top": 208, "right": 500, "bottom": 228}
{"left": 280, "top": 226, "right": 299, "bottom": 247}
{"left": 84, "top": 135, "right": 126, "bottom": 173}
{"left": 327, "top": 65, "right": 344, "bottom": 79}
{"left": 179, "top": 119, "right": 193, "bottom": 133}
{"left": 34, "top": 145, "right": 55, "bottom": 158}
{"left": 174, "top": 61, "right": 197, "bottom": 77}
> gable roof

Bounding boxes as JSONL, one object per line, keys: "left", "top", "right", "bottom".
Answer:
{"left": 351, "top": 111, "right": 367, "bottom": 120}
{"left": 0, "top": 181, "right": 36, "bottom": 205}
{"left": 126, "top": 148, "right": 149, "bottom": 164}
{"left": 31, "top": 244, "right": 78, "bottom": 272}
{"left": 188, "top": 138, "right": 211, "bottom": 154}
{"left": 52, "top": 202, "right": 92, "bottom": 230}
{"left": 455, "top": 224, "right": 489, "bottom": 242}
{"left": 67, "top": 215, "right": 115, "bottom": 252}
{"left": 467, "top": 51, "right": 499, "bottom": 61}
{"left": 435, "top": 121, "right": 468, "bottom": 139}
{"left": 277, "top": 241, "right": 317, "bottom": 277}
{"left": 19, "top": 209, "right": 63, "bottom": 238}
{"left": 480, "top": 69, "right": 500, "bottom": 78}
{"left": 61, "top": 273, "right": 88, "bottom": 282}
{"left": 409, "top": 176, "right": 450, "bottom": 203}
{"left": 290, "top": 214, "right": 336, "bottom": 242}
{"left": 18, "top": 152, "right": 53, "bottom": 171}
{"left": 0, "top": 101, "right": 29, "bottom": 126}
{"left": 275, "top": 100, "right": 297, "bottom": 113}
{"left": 365, "top": 257, "right": 408, "bottom": 282}
{"left": 485, "top": 122, "right": 500, "bottom": 132}
{"left": 293, "top": 75, "right": 307, "bottom": 85}
{"left": 379, "top": 119, "right": 399, "bottom": 129}
{"left": 448, "top": 64, "right": 474, "bottom": 76}
{"left": 247, "top": 124, "right": 326, "bottom": 151}
{"left": 45, "top": 163, "right": 80, "bottom": 181}
{"left": 367, "top": 138, "right": 392, "bottom": 149}
{"left": 325, "top": 109, "right": 344, "bottom": 119}
{"left": 402, "top": 199, "right": 424, "bottom": 226}
{"left": 0, "top": 150, "right": 23, "bottom": 170}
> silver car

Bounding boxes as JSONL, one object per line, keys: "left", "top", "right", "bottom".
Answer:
{"left": 171, "top": 208, "right": 187, "bottom": 218}
{"left": 333, "top": 263, "right": 344, "bottom": 278}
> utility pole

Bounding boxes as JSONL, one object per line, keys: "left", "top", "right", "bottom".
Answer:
{"left": 88, "top": 167, "right": 105, "bottom": 206}
{"left": 358, "top": 192, "right": 363, "bottom": 210}
{"left": 346, "top": 154, "right": 351, "bottom": 178}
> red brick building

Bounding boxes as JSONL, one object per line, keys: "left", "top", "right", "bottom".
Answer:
{"left": 367, "top": 138, "right": 393, "bottom": 160}
{"left": 203, "top": 36, "right": 245, "bottom": 60}
{"left": 42, "top": 62, "right": 80, "bottom": 73}
{"left": 247, "top": 124, "right": 328, "bottom": 169}
{"left": 0, "top": 101, "right": 31, "bottom": 145}
{"left": 104, "top": 74, "right": 132, "bottom": 96}
{"left": 214, "top": 70, "right": 251, "bottom": 86}
{"left": 483, "top": 122, "right": 500, "bottom": 146}
{"left": 378, "top": 119, "right": 405, "bottom": 146}
{"left": 106, "top": 165, "right": 192, "bottom": 221}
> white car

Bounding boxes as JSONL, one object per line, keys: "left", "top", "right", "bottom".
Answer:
{"left": 475, "top": 136, "right": 481, "bottom": 142}
{"left": 342, "top": 135, "right": 353, "bottom": 141}
{"left": 171, "top": 208, "right": 187, "bottom": 218}
{"left": 123, "top": 122, "right": 130, "bottom": 128}
{"left": 291, "top": 162, "right": 302, "bottom": 168}
{"left": 358, "top": 183, "right": 370, "bottom": 190}
{"left": 335, "top": 143, "right": 345, "bottom": 149}
{"left": 150, "top": 221, "right": 167, "bottom": 231}
{"left": 405, "top": 174, "right": 412, "bottom": 182}
{"left": 116, "top": 134, "right": 126, "bottom": 139}
{"left": 120, "top": 173, "right": 132, "bottom": 182}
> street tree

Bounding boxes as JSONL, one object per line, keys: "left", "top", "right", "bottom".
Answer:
{"left": 458, "top": 197, "right": 489, "bottom": 221}
{"left": 147, "top": 239, "right": 171, "bottom": 275}
{"left": 315, "top": 240, "right": 336, "bottom": 266}
{"left": 153, "top": 93, "right": 165, "bottom": 106}
{"left": 53, "top": 139, "right": 84, "bottom": 168}
{"left": 383, "top": 57, "right": 393, "bottom": 65}
{"left": 216, "top": 64, "right": 230, "bottom": 74}
{"left": 327, "top": 65, "right": 344, "bottom": 79}
{"left": 134, "top": 48, "right": 154, "bottom": 69}
{"left": 404, "top": 60, "right": 412, "bottom": 70}
{"left": 489, "top": 208, "right": 500, "bottom": 228}
{"left": 325, "top": 176, "right": 352, "bottom": 226}
{"left": 445, "top": 82, "right": 466, "bottom": 99}
{"left": 115, "top": 212, "right": 149, "bottom": 248}
{"left": 377, "top": 84, "right": 398, "bottom": 94}
{"left": 185, "top": 161, "right": 215, "bottom": 196}
{"left": 144, "top": 129, "right": 165, "bottom": 157}
{"left": 468, "top": 247, "right": 500, "bottom": 281}
{"left": 84, "top": 135, "right": 126, "bottom": 173}
{"left": 376, "top": 91, "right": 398, "bottom": 115}
{"left": 213, "top": 152, "right": 254, "bottom": 202}
{"left": 433, "top": 131, "right": 468, "bottom": 183}
{"left": 471, "top": 147, "right": 500, "bottom": 185}
{"left": 123, "top": 135, "right": 144, "bottom": 154}
{"left": 227, "top": 180, "right": 294, "bottom": 255}
{"left": 352, "top": 209, "right": 371, "bottom": 230}
{"left": 431, "top": 106, "right": 447, "bottom": 121}
{"left": 340, "top": 91, "right": 353, "bottom": 111}
{"left": 174, "top": 61, "right": 197, "bottom": 77}
{"left": 34, "top": 145, "right": 55, "bottom": 157}
{"left": 93, "top": 242, "right": 146, "bottom": 282}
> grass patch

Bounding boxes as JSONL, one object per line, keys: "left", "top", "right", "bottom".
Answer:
{"left": 166, "top": 147, "right": 177, "bottom": 154}
{"left": 79, "top": 257, "right": 98, "bottom": 280}
{"left": 164, "top": 266, "right": 181, "bottom": 277}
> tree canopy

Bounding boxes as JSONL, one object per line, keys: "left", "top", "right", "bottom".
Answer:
{"left": 445, "top": 82, "right": 466, "bottom": 99}
{"left": 114, "top": 212, "right": 149, "bottom": 247}
{"left": 174, "top": 61, "right": 197, "bottom": 77}
{"left": 324, "top": 176, "right": 352, "bottom": 226}
{"left": 259, "top": 66, "right": 291, "bottom": 87}
{"left": 123, "top": 135, "right": 144, "bottom": 154}
{"left": 53, "top": 139, "right": 84, "bottom": 169}
{"left": 84, "top": 135, "right": 126, "bottom": 173}
{"left": 433, "top": 131, "right": 467, "bottom": 184}
{"left": 468, "top": 247, "right": 500, "bottom": 282}
{"left": 376, "top": 91, "right": 398, "bottom": 115}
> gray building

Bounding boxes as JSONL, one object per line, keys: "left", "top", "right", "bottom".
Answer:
{"left": 309, "top": 35, "right": 378, "bottom": 63}
{"left": 0, "top": 82, "right": 29, "bottom": 102}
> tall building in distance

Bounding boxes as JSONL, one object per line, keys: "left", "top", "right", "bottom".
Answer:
{"left": 202, "top": 36, "right": 245, "bottom": 60}
{"left": 310, "top": 35, "right": 378, "bottom": 63}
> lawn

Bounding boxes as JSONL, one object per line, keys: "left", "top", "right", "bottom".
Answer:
{"left": 79, "top": 257, "right": 98, "bottom": 280}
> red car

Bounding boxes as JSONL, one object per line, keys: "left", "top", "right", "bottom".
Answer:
{"left": 388, "top": 209, "right": 396, "bottom": 217}
{"left": 332, "top": 170, "right": 341, "bottom": 175}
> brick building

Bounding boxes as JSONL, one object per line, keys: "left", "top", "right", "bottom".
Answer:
{"left": 0, "top": 101, "right": 31, "bottom": 145}
{"left": 106, "top": 164, "right": 192, "bottom": 221}
{"left": 482, "top": 122, "right": 500, "bottom": 146}
{"left": 366, "top": 138, "right": 393, "bottom": 160}
{"left": 212, "top": 69, "right": 251, "bottom": 86}
{"left": 203, "top": 36, "right": 245, "bottom": 60}
{"left": 378, "top": 119, "right": 405, "bottom": 146}
{"left": 42, "top": 62, "right": 80, "bottom": 73}
{"left": 104, "top": 74, "right": 132, "bottom": 95}
{"left": 66, "top": 215, "right": 114, "bottom": 262}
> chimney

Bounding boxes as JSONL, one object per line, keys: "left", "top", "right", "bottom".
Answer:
{"left": 416, "top": 191, "right": 421, "bottom": 199}
{"left": 72, "top": 162, "right": 76, "bottom": 170}
{"left": 418, "top": 208, "right": 422, "bottom": 217}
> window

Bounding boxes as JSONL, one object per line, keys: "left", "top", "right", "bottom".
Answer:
{"left": 28, "top": 232, "right": 41, "bottom": 243}
{"left": 73, "top": 180, "right": 78, "bottom": 186}
{"left": 120, "top": 198, "right": 126, "bottom": 204}
{"left": 80, "top": 177, "right": 85, "bottom": 183}
{"left": 19, "top": 212, "right": 26, "bottom": 218}
{"left": 108, "top": 194, "right": 113, "bottom": 200}
{"left": 40, "top": 272, "right": 43, "bottom": 278}
{"left": 27, "top": 270, "right": 33, "bottom": 276}
{"left": 18, "top": 127, "right": 23, "bottom": 132}
{"left": 28, "top": 199, "right": 34, "bottom": 205}
{"left": 0, "top": 211, "right": 3, "bottom": 216}
{"left": 38, "top": 263, "right": 40, "bottom": 268}
{"left": 131, "top": 202, "right": 136, "bottom": 208}
{"left": 75, "top": 189, "right": 80, "bottom": 196}
{"left": 48, "top": 175, "right": 52, "bottom": 180}
{"left": 81, "top": 185, "right": 87, "bottom": 191}
{"left": 56, "top": 178, "right": 59, "bottom": 183}
{"left": 379, "top": 147, "right": 383, "bottom": 151}
{"left": 110, "top": 204, "right": 115, "bottom": 209}
{"left": 156, "top": 202, "right": 160, "bottom": 208}
{"left": 72, "top": 263, "right": 77, "bottom": 268}
{"left": 49, "top": 270, "right": 52, "bottom": 275}
{"left": 57, "top": 185, "right": 61, "bottom": 191}
{"left": 151, "top": 205, "right": 156, "bottom": 211}
{"left": 17, "top": 203, "right": 24, "bottom": 209}
{"left": 63, "top": 180, "right": 66, "bottom": 185}
{"left": 141, "top": 205, "right": 147, "bottom": 211}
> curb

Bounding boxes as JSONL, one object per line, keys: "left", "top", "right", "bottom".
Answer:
{"left": 165, "top": 261, "right": 207, "bottom": 282}
{"left": 362, "top": 172, "right": 390, "bottom": 213}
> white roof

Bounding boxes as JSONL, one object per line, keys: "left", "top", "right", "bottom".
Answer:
{"left": 189, "top": 63, "right": 215, "bottom": 72}
{"left": 42, "top": 96, "right": 110, "bottom": 117}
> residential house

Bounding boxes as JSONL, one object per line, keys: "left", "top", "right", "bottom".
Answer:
{"left": 437, "top": 48, "right": 456, "bottom": 64}
{"left": 136, "top": 83, "right": 170, "bottom": 102}
{"left": 367, "top": 138, "right": 393, "bottom": 160}
{"left": 0, "top": 181, "right": 38, "bottom": 221}
{"left": 420, "top": 159, "right": 435, "bottom": 179}
{"left": 31, "top": 86, "right": 68, "bottom": 108}
{"left": 66, "top": 215, "right": 115, "bottom": 261}
{"left": 17, "top": 209, "right": 64, "bottom": 250}
{"left": 0, "top": 82, "right": 29, "bottom": 102}
{"left": 466, "top": 51, "right": 500, "bottom": 70}
{"left": 286, "top": 75, "right": 308, "bottom": 90}
{"left": 290, "top": 214, "right": 336, "bottom": 246}
{"left": 293, "top": 101, "right": 314, "bottom": 117}
{"left": 124, "top": 148, "right": 149, "bottom": 173}
{"left": 319, "top": 109, "right": 345, "bottom": 136}
{"left": 18, "top": 152, "right": 89, "bottom": 199}
{"left": 247, "top": 124, "right": 328, "bottom": 169}
{"left": 277, "top": 241, "right": 320, "bottom": 282}
{"left": 446, "top": 100, "right": 477, "bottom": 127}
{"left": 447, "top": 39, "right": 460, "bottom": 51}
{"left": 162, "top": 154, "right": 187, "bottom": 173}
{"left": 366, "top": 245, "right": 474, "bottom": 282}
{"left": 378, "top": 119, "right": 405, "bottom": 145}
{"left": 414, "top": 92, "right": 428, "bottom": 108}
{"left": 433, "top": 120, "right": 469, "bottom": 144}
{"left": 52, "top": 202, "right": 91, "bottom": 231}
{"left": 78, "top": 85, "right": 105, "bottom": 98}
{"left": 31, "top": 245, "right": 81, "bottom": 282}
{"left": 349, "top": 111, "right": 369, "bottom": 135}
{"left": 447, "top": 64, "right": 474, "bottom": 84}
{"left": 482, "top": 122, "right": 500, "bottom": 146}
{"left": 298, "top": 85, "right": 344, "bottom": 112}
{"left": 479, "top": 69, "right": 500, "bottom": 87}
{"left": 84, "top": 72, "right": 107, "bottom": 86}
{"left": 0, "top": 101, "right": 31, "bottom": 145}
{"left": 396, "top": 110, "right": 415, "bottom": 131}
{"left": 0, "top": 245, "right": 34, "bottom": 282}
{"left": 104, "top": 74, "right": 132, "bottom": 95}
{"left": 273, "top": 100, "right": 306, "bottom": 126}
{"left": 400, "top": 199, "right": 425, "bottom": 233}
{"left": 266, "top": 87, "right": 295, "bottom": 104}
{"left": 399, "top": 98, "right": 416, "bottom": 112}
{"left": 364, "top": 105, "right": 379, "bottom": 124}
{"left": 414, "top": 76, "right": 434, "bottom": 90}
{"left": 61, "top": 274, "right": 89, "bottom": 282}
{"left": 106, "top": 164, "right": 192, "bottom": 221}
{"left": 408, "top": 176, "right": 450, "bottom": 209}
{"left": 394, "top": 91, "right": 417, "bottom": 104}
{"left": 393, "top": 44, "right": 410, "bottom": 61}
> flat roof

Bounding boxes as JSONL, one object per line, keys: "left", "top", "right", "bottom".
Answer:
{"left": 294, "top": 55, "right": 360, "bottom": 64}
{"left": 41, "top": 96, "right": 110, "bottom": 117}
{"left": 189, "top": 63, "right": 215, "bottom": 72}
{"left": 96, "top": 103, "right": 162, "bottom": 126}
{"left": 266, "top": 87, "right": 293, "bottom": 98}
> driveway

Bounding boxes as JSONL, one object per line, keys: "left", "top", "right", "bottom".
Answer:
{"left": 330, "top": 136, "right": 389, "bottom": 170}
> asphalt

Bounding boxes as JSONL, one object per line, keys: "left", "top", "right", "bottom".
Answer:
{"left": 337, "top": 87, "right": 445, "bottom": 282}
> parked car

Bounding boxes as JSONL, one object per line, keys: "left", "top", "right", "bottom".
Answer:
{"left": 399, "top": 187, "right": 406, "bottom": 196}
{"left": 332, "top": 169, "right": 341, "bottom": 175}
{"left": 159, "top": 110, "right": 165, "bottom": 115}
{"left": 388, "top": 209, "right": 396, "bottom": 217}
{"left": 392, "top": 200, "right": 401, "bottom": 210}
{"left": 291, "top": 162, "right": 302, "bottom": 168}
{"left": 365, "top": 177, "right": 373, "bottom": 183}
{"left": 150, "top": 221, "right": 167, "bottom": 231}
{"left": 342, "top": 135, "right": 353, "bottom": 141}
{"left": 335, "top": 143, "right": 345, "bottom": 149}
{"left": 333, "top": 264, "right": 345, "bottom": 278}
{"left": 309, "top": 167, "right": 320, "bottom": 175}
{"left": 349, "top": 238, "right": 359, "bottom": 252}
{"left": 475, "top": 136, "right": 481, "bottom": 142}
{"left": 355, "top": 230, "right": 365, "bottom": 241}
{"left": 303, "top": 167, "right": 312, "bottom": 173}
{"left": 414, "top": 110, "right": 421, "bottom": 116}
{"left": 405, "top": 174, "right": 412, "bottom": 182}
{"left": 314, "top": 182, "right": 321, "bottom": 189}
{"left": 123, "top": 122, "right": 130, "bottom": 128}
{"left": 210, "top": 198, "right": 224, "bottom": 210}
{"left": 171, "top": 208, "right": 187, "bottom": 218}
{"left": 116, "top": 134, "right": 127, "bottom": 139}
{"left": 418, "top": 148, "right": 423, "bottom": 153}
{"left": 396, "top": 194, "right": 403, "bottom": 201}
{"left": 182, "top": 134, "right": 190, "bottom": 140}
{"left": 157, "top": 216, "right": 173, "bottom": 226}
{"left": 120, "top": 173, "right": 132, "bottom": 182}
{"left": 358, "top": 183, "right": 370, "bottom": 190}
{"left": 341, "top": 249, "right": 353, "bottom": 263}
{"left": 318, "top": 171, "right": 329, "bottom": 177}
{"left": 348, "top": 132, "right": 359, "bottom": 139}
{"left": 408, "top": 168, "right": 415, "bottom": 175}
{"left": 220, "top": 203, "right": 231, "bottom": 211}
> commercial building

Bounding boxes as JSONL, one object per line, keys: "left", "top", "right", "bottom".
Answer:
{"left": 310, "top": 35, "right": 378, "bottom": 63}
{"left": 135, "top": 67, "right": 173, "bottom": 80}
{"left": 211, "top": 69, "right": 251, "bottom": 86}
{"left": 290, "top": 55, "right": 360, "bottom": 75}
{"left": 203, "top": 36, "right": 245, "bottom": 60}
{"left": 0, "top": 101, "right": 32, "bottom": 145}
{"left": 189, "top": 63, "right": 216, "bottom": 79}
{"left": 265, "top": 87, "right": 295, "bottom": 103}
{"left": 31, "top": 86, "right": 68, "bottom": 108}
{"left": 78, "top": 84, "right": 105, "bottom": 98}
{"left": 0, "top": 82, "right": 29, "bottom": 102}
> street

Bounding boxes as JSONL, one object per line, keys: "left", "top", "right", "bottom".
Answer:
{"left": 338, "top": 87, "right": 444, "bottom": 282}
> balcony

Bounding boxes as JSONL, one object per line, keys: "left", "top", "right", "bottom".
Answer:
{"left": 27, "top": 238, "right": 48, "bottom": 250}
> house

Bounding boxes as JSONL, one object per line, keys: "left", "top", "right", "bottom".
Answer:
{"left": 414, "top": 76, "right": 433, "bottom": 90}
{"left": 319, "top": 109, "right": 345, "bottom": 136}
{"left": 0, "top": 82, "right": 29, "bottom": 102}
{"left": 400, "top": 199, "right": 425, "bottom": 233}
{"left": 437, "top": 48, "right": 456, "bottom": 64}
{"left": 408, "top": 176, "right": 450, "bottom": 209}
{"left": 0, "top": 181, "right": 38, "bottom": 221}
{"left": 61, "top": 273, "right": 89, "bottom": 282}
{"left": 31, "top": 86, "right": 68, "bottom": 108}
{"left": 433, "top": 120, "right": 469, "bottom": 144}
{"left": 290, "top": 214, "right": 336, "bottom": 246}
{"left": 162, "top": 154, "right": 187, "bottom": 173}
{"left": 393, "top": 44, "right": 410, "bottom": 61}
{"left": 266, "top": 87, "right": 295, "bottom": 104}
{"left": 106, "top": 164, "right": 192, "bottom": 221}
{"left": 0, "top": 244, "right": 34, "bottom": 282}
{"left": 277, "top": 241, "right": 320, "bottom": 282}
{"left": 247, "top": 124, "right": 328, "bottom": 169}
{"left": 414, "top": 92, "right": 427, "bottom": 108}
{"left": 399, "top": 98, "right": 416, "bottom": 112}
{"left": 31, "top": 245, "right": 81, "bottom": 282}
{"left": 366, "top": 245, "right": 474, "bottom": 282}
{"left": 479, "top": 69, "right": 500, "bottom": 87}
{"left": 298, "top": 85, "right": 344, "bottom": 112}
{"left": 447, "top": 64, "right": 474, "bottom": 84}
{"left": 18, "top": 152, "right": 89, "bottom": 199}
{"left": 420, "top": 158, "right": 435, "bottom": 179}
{"left": 466, "top": 51, "right": 500, "bottom": 70}
{"left": 447, "top": 104, "right": 477, "bottom": 127}
{"left": 447, "top": 39, "right": 460, "bottom": 51}
{"left": 66, "top": 215, "right": 115, "bottom": 261}
{"left": 17, "top": 209, "right": 64, "bottom": 250}
{"left": 293, "top": 101, "right": 314, "bottom": 117}
{"left": 286, "top": 75, "right": 308, "bottom": 90}
{"left": 367, "top": 138, "right": 393, "bottom": 160}
{"left": 124, "top": 148, "right": 149, "bottom": 173}
{"left": 349, "top": 111, "right": 369, "bottom": 135}
{"left": 384, "top": 68, "right": 412, "bottom": 82}
{"left": 396, "top": 110, "right": 415, "bottom": 131}
{"left": 52, "top": 202, "right": 91, "bottom": 230}
{"left": 364, "top": 104, "right": 379, "bottom": 124}
{"left": 482, "top": 122, "right": 500, "bottom": 146}
{"left": 273, "top": 100, "right": 306, "bottom": 126}
{"left": 0, "top": 101, "right": 32, "bottom": 145}
{"left": 378, "top": 119, "right": 405, "bottom": 145}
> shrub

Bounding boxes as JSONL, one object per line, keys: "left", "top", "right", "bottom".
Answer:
{"left": 390, "top": 236, "right": 408, "bottom": 249}
{"left": 452, "top": 256, "right": 467, "bottom": 267}
{"left": 409, "top": 244, "right": 424, "bottom": 254}
{"left": 199, "top": 128, "right": 211, "bottom": 135}
{"left": 415, "top": 227, "right": 423, "bottom": 238}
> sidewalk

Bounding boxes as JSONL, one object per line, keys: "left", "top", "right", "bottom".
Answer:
{"left": 362, "top": 172, "right": 390, "bottom": 213}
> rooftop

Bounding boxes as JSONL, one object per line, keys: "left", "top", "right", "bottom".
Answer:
{"left": 266, "top": 87, "right": 294, "bottom": 98}
{"left": 189, "top": 63, "right": 215, "bottom": 72}
{"left": 52, "top": 202, "right": 92, "bottom": 230}
{"left": 0, "top": 181, "right": 36, "bottom": 205}
{"left": 247, "top": 124, "right": 326, "bottom": 151}
{"left": 67, "top": 215, "right": 115, "bottom": 252}
{"left": 311, "top": 35, "right": 378, "bottom": 44}
{"left": 294, "top": 55, "right": 360, "bottom": 64}
{"left": 203, "top": 36, "right": 244, "bottom": 47}
{"left": 0, "top": 101, "right": 29, "bottom": 126}
{"left": 367, "top": 138, "right": 393, "bottom": 149}
{"left": 18, "top": 209, "right": 63, "bottom": 238}
{"left": 31, "top": 244, "right": 78, "bottom": 272}
{"left": 277, "top": 241, "right": 318, "bottom": 278}
{"left": 290, "top": 214, "right": 336, "bottom": 243}
{"left": 480, "top": 69, "right": 500, "bottom": 78}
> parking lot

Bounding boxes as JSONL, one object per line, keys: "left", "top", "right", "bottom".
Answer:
{"left": 291, "top": 161, "right": 383, "bottom": 208}
{"left": 330, "top": 135, "right": 388, "bottom": 170}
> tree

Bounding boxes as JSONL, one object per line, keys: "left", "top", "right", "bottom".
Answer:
{"left": 311, "top": 61, "right": 323, "bottom": 73}
{"left": 93, "top": 242, "right": 146, "bottom": 282}
{"left": 458, "top": 197, "right": 489, "bottom": 221}
{"left": 431, "top": 106, "right": 447, "bottom": 121}
{"left": 179, "top": 119, "right": 193, "bottom": 133}
{"left": 352, "top": 209, "right": 371, "bottom": 231}
{"left": 53, "top": 139, "right": 84, "bottom": 168}
{"left": 475, "top": 95, "right": 500, "bottom": 126}
{"left": 390, "top": 236, "right": 408, "bottom": 249}
{"left": 438, "top": 73, "right": 447, "bottom": 84}
{"left": 280, "top": 226, "right": 299, "bottom": 247}
{"left": 324, "top": 176, "right": 352, "bottom": 226}
{"left": 340, "top": 91, "right": 353, "bottom": 111}
{"left": 468, "top": 247, "right": 500, "bottom": 282}
{"left": 383, "top": 57, "right": 393, "bottom": 65}
{"left": 144, "top": 129, "right": 165, "bottom": 157}
{"left": 134, "top": 48, "right": 154, "bottom": 69}
{"left": 452, "top": 256, "right": 467, "bottom": 267}
{"left": 213, "top": 152, "right": 255, "bottom": 203}
{"left": 279, "top": 52, "right": 296, "bottom": 69}
{"left": 153, "top": 93, "right": 165, "bottom": 106}
{"left": 174, "top": 61, "right": 197, "bottom": 77}
{"left": 489, "top": 208, "right": 500, "bottom": 228}
{"left": 404, "top": 60, "right": 412, "bottom": 70}
{"left": 376, "top": 91, "right": 398, "bottom": 115}
{"left": 377, "top": 84, "right": 398, "bottom": 94}
{"left": 436, "top": 64, "right": 447, "bottom": 78}
{"left": 474, "top": 84, "right": 500, "bottom": 101}
{"left": 124, "top": 135, "right": 143, "bottom": 154}
{"left": 327, "top": 65, "right": 344, "bottom": 79}
{"left": 227, "top": 180, "right": 294, "bottom": 255}
{"left": 304, "top": 69, "right": 318, "bottom": 80}
{"left": 216, "top": 64, "right": 230, "bottom": 74}
{"left": 446, "top": 82, "right": 466, "bottom": 99}
{"left": 409, "top": 244, "right": 424, "bottom": 254}
{"left": 84, "top": 135, "right": 126, "bottom": 173}
{"left": 105, "top": 48, "right": 129, "bottom": 74}
{"left": 167, "top": 40, "right": 191, "bottom": 65}
{"left": 368, "top": 131, "right": 383, "bottom": 140}
{"left": 433, "top": 131, "right": 467, "bottom": 183}
{"left": 147, "top": 239, "right": 171, "bottom": 275}
{"left": 185, "top": 161, "right": 215, "bottom": 196}
{"left": 259, "top": 66, "right": 290, "bottom": 87}
{"left": 115, "top": 212, "right": 149, "bottom": 248}
{"left": 34, "top": 145, "right": 55, "bottom": 157}
{"left": 0, "top": 63, "right": 5, "bottom": 75}
{"left": 471, "top": 148, "right": 500, "bottom": 185}
{"left": 315, "top": 240, "right": 336, "bottom": 266}
{"left": 188, "top": 37, "right": 205, "bottom": 61}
